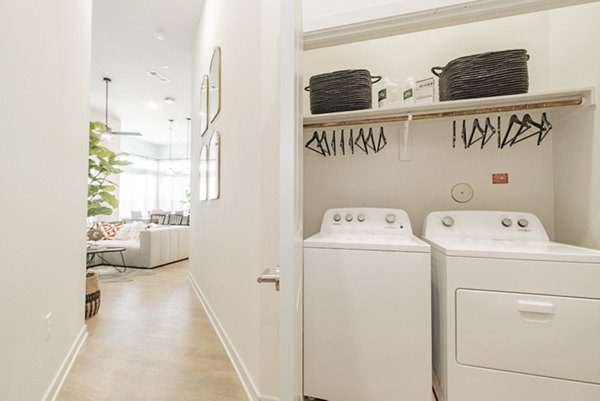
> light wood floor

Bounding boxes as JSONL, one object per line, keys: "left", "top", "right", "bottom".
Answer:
{"left": 58, "top": 260, "right": 247, "bottom": 401}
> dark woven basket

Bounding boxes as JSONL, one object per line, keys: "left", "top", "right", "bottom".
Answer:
{"left": 85, "top": 272, "right": 101, "bottom": 320}
{"left": 305, "top": 69, "right": 381, "bottom": 114}
{"left": 432, "top": 49, "right": 530, "bottom": 101}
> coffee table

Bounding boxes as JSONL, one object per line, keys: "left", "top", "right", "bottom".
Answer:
{"left": 86, "top": 247, "right": 127, "bottom": 272}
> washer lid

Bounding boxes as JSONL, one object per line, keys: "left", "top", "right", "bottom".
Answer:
{"left": 304, "top": 233, "right": 430, "bottom": 252}
{"left": 423, "top": 237, "right": 600, "bottom": 263}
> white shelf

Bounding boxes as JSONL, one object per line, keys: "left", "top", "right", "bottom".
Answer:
{"left": 303, "top": 87, "right": 595, "bottom": 129}
{"left": 303, "top": 0, "right": 597, "bottom": 50}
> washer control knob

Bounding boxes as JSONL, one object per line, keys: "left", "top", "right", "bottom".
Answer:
{"left": 357, "top": 214, "right": 366, "bottom": 222}
{"left": 518, "top": 218, "right": 529, "bottom": 228}
{"left": 345, "top": 214, "right": 353, "bottom": 222}
{"left": 385, "top": 213, "right": 396, "bottom": 224}
{"left": 333, "top": 213, "right": 341, "bottom": 222}
{"left": 502, "top": 218, "right": 513, "bottom": 227}
{"left": 442, "top": 216, "right": 454, "bottom": 227}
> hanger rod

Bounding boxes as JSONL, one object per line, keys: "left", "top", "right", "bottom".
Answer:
{"left": 303, "top": 97, "right": 583, "bottom": 129}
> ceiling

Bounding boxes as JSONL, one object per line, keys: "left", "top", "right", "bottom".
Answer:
{"left": 90, "top": 0, "right": 204, "bottom": 145}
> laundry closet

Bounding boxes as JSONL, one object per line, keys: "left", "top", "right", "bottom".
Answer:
{"left": 301, "top": 2, "right": 600, "bottom": 248}
{"left": 299, "top": 2, "right": 600, "bottom": 401}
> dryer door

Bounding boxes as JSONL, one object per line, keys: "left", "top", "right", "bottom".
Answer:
{"left": 456, "top": 289, "right": 600, "bottom": 384}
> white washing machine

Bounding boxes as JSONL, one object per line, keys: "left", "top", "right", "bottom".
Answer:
{"left": 303, "top": 208, "right": 431, "bottom": 401}
{"left": 422, "top": 210, "right": 600, "bottom": 401}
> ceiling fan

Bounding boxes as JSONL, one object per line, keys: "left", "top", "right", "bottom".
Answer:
{"left": 95, "top": 77, "right": 142, "bottom": 137}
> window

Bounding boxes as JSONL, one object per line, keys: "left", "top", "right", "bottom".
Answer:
{"left": 158, "top": 159, "right": 190, "bottom": 213}
{"left": 118, "top": 155, "right": 190, "bottom": 219}
{"left": 118, "top": 155, "right": 159, "bottom": 218}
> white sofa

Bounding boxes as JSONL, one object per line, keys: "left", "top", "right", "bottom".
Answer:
{"left": 96, "top": 225, "right": 189, "bottom": 269}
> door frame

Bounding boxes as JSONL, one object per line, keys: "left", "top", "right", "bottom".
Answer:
{"left": 279, "top": 0, "right": 304, "bottom": 400}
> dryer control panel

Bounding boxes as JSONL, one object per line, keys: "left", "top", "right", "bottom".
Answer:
{"left": 422, "top": 211, "right": 549, "bottom": 241}
{"left": 320, "top": 208, "right": 413, "bottom": 236}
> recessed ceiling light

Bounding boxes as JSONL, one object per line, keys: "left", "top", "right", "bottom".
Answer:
{"left": 155, "top": 30, "right": 166, "bottom": 40}
{"left": 163, "top": 97, "right": 175, "bottom": 104}
{"left": 145, "top": 101, "right": 159, "bottom": 109}
{"left": 160, "top": 65, "right": 170, "bottom": 70}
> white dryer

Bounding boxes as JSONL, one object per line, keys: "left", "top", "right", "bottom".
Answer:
{"left": 422, "top": 211, "right": 600, "bottom": 401}
{"left": 304, "top": 208, "right": 431, "bottom": 401}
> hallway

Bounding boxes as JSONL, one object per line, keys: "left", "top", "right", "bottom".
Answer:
{"left": 58, "top": 261, "right": 247, "bottom": 401}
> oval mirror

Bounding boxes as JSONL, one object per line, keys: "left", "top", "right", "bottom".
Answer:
{"left": 209, "top": 47, "right": 221, "bottom": 123}
{"left": 200, "top": 75, "right": 209, "bottom": 136}
{"left": 199, "top": 144, "right": 208, "bottom": 201}
{"left": 208, "top": 131, "right": 220, "bottom": 200}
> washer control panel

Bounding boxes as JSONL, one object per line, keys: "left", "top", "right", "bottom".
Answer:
{"left": 321, "top": 208, "right": 413, "bottom": 235}
{"left": 423, "top": 211, "right": 549, "bottom": 241}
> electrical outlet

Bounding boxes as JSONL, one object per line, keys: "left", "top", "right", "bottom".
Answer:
{"left": 44, "top": 312, "right": 53, "bottom": 342}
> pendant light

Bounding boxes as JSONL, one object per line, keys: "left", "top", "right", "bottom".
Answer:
{"left": 167, "top": 119, "right": 176, "bottom": 176}
{"left": 96, "top": 77, "right": 143, "bottom": 137}
{"left": 185, "top": 117, "right": 191, "bottom": 173}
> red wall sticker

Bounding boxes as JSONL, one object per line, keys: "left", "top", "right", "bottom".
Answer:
{"left": 492, "top": 173, "right": 509, "bottom": 184}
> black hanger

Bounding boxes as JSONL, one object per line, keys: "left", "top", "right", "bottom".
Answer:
{"left": 496, "top": 116, "right": 501, "bottom": 148}
{"left": 348, "top": 129, "right": 355, "bottom": 155}
{"left": 340, "top": 129, "right": 345, "bottom": 155}
{"left": 510, "top": 113, "right": 543, "bottom": 146}
{"left": 305, "top": 131, "right": 326, "bottom": 156}
{"left": 355, "top": 128, "right": 368, "bottom": 154}
{"left": 480, "top": 117, "right": 498, "bottom": 149}
{"left": 501, "top": 114, "right": 526, "bottom": 149}
{"left": 377, "top": 127, "right": 387, "bottom": 152}
{"left": 365, "top": 127, "right": 377, "bottom": 153}
{"left": 509, "top": 115, "right": 533, "bottom": 147}
{"left": 468, "top": 118, "right": 485, "bottom": 148}
{"left": 461, "top": 120, "right": 468, "bottom": 148}
{"left": 331, "top": 130, "right": 337, "bottom": 156}
{"left": 453, "top": 120, "right": 457, "bottom": 148}
{"left": 538, "top": 112, "right": 553, "bottom": 145}
{"left": 319, "top": 130, "right": 331, "bottom": 156}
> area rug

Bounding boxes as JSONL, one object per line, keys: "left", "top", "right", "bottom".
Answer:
{"left": 89, "top": 265, "right": 155, "bottom": 283}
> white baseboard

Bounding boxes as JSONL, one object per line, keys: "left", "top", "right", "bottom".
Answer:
{"left": 259, "top": 395, "right": 279, "bottom": 401}
{"left": 188, "top": 272, "right": 279, "bottom": 401}
{"left": 42, "top": 324, "right": 88, "bottom": 401}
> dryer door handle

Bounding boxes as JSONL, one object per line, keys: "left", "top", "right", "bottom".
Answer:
{"left": 517, "top": 300, "right": 554, "bottom": 315}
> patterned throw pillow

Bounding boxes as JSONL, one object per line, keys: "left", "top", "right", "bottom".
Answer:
{"left": 96, "top": 222, "right": 123, "bottom": 240}
{"left": 87, "top": 228, "right": 103, "bottom": 241}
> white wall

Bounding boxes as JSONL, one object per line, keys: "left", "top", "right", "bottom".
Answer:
{"left": 549, "top": 2, "right": 600, "bottom": 248}
{"left": 0, "top": 0, "right": 91, "bottom": 400}
{"left": 302, "top": 11, "right": 556, "bottom": 237}
{"left": 189, "top": 0, "right": 280, "bottom": 399}
{"left": 303, "top": 0, "right": 475, "bottom": 32}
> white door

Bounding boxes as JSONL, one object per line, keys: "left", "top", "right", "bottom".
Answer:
{"left": 279, "top": 0, "right": 304, "bottom": 400}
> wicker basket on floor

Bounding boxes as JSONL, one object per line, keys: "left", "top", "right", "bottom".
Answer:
{"left": 85, "top": 272, "right": 101, "bottom": 320}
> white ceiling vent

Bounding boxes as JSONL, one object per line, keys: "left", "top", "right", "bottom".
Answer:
{"left": 146, "top": 70, "right": 170, "bottom": 83}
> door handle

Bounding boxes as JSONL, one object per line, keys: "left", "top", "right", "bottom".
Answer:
{"left": 257, "top": 268, "right": 280, "bottom": 291}
{"left": 518, "top": 300, "right": 554, "bottom": 315}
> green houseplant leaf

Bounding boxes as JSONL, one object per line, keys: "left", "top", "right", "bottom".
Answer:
{"left": 87, "top": 121, "right": 131, "bottom": 217}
